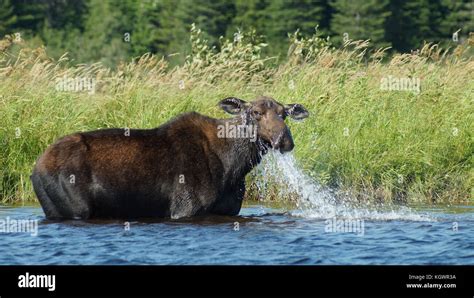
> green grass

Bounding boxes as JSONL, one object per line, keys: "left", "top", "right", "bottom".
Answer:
{"left": 0, "top": 31, "right": 473, "bottom": 205}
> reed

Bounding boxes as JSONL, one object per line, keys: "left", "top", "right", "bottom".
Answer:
{"left": 1, "top": 28, "right": 472, "bottom": 205}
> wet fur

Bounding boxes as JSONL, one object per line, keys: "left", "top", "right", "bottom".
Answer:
{"left": 31, "top": 96, "right": 307, "bottom": 220}
{"left": 31, "top": 112, "right": 261, "bottom": 219}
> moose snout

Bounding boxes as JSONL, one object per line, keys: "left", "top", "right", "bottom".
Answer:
{"left": 271, "top": 127, "right": 294, "bottom": 153}
{"left": 279, "top": 135, "right": 294, "bottom": 152}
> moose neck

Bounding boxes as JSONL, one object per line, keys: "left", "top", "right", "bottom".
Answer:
{"left": 216, "top": 116, "right": 264, "bottom": 185}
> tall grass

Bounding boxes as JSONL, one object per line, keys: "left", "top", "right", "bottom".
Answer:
{"left": 0, "top": 28, "right": 473, "bottom": 205}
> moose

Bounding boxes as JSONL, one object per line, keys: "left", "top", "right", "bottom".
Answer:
{"left": 31, "top": 96, "right": 309, "bottom": 219}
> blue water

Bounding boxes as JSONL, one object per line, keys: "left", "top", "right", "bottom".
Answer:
{"left": 0, "top": 204, "right": 473, "bottom": 265}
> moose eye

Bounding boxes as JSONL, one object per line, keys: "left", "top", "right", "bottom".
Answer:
{"left": 253, "top": 110, "right": 262, "bottom": 117}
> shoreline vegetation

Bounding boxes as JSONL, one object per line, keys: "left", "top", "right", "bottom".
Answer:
{"left": 0, "top": 27, "right": 473, "bottom": 205}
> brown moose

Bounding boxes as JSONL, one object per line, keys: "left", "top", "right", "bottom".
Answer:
{"left": 31, "top": 96, "right": 309, "bottom": 219}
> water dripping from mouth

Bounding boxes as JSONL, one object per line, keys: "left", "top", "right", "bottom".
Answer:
{"left": 253, "top": 151, "right": 433, "bottom": 222}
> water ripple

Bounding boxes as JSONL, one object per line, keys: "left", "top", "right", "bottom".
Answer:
{"left": 0, "top": 206, "right": 473, "bottom": 264}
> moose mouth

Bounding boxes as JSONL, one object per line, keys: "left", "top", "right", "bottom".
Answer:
{"left": 258, "top": 138, "right": 288, "bottom": 154}
{"left": 257, "top": 138, "right": 272, "bottom": 154}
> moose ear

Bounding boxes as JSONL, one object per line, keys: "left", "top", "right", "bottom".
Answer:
{"left": 285, "top": 104, "right": 309, "bottom": 120}
{"left": 219, "top": 97, "right": 248, "bottom": 115}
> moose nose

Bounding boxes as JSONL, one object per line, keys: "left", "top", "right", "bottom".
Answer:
{"left": 276, "top": 127, "right": 294, "bottom": 153}
{"left": 279, "top": 136, "right": 294, "bottom": 153}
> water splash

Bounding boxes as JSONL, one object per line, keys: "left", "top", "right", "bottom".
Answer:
{"left": 254, "top": 151, "right": 433, "bottom": 222}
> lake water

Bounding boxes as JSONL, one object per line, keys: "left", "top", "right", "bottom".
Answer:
{"left": 0, "top": 203, "right": 473, "bottom": 265}
{"left": 1, "top": 152, "right": 472, "bottom": 265}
